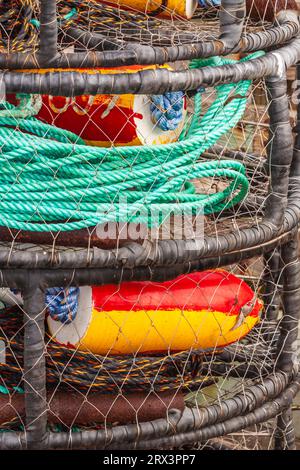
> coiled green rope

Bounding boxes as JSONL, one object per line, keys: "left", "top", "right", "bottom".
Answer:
{"left": 0, "top": 52, "right": 263, "bottom": 232}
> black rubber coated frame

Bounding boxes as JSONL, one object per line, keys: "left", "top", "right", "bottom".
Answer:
{"left": 0, "top": 65, "right": 299, "bottom": 451}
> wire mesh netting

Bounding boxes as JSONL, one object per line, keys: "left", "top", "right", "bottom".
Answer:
{"left": 0, "top": 0, "right": 300, "bottom": 451}
{"left": 0, "top": 251, "right": 298, "bottom": 449}
{"left": 0, "top": 0, "right": 271, "bottom": 54}
{"left": 0, "top": 72, "right": 271, "bottom": 247}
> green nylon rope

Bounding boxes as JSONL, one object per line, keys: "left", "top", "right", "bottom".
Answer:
{"left": 0, "top": 52, "right": 264, "bottom": 232}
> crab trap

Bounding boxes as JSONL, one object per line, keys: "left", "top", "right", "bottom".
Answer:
{"left": 0, "top": 0, "right": 300, "bottom": 451}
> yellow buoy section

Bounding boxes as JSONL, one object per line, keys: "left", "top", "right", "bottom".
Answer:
{"left": 79, "top": 308, "right": 260, "bottom": 355}
{"left": 101, "top": 0, "right": 198, "bottom": 19}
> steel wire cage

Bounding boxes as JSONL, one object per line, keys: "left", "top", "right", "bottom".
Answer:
{"left": 0, "top": 0, "right": 300, "bottom": 451}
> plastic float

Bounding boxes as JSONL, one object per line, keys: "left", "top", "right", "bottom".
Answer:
{"left": 99, "top": 0, "right": 198, "bottom": 19}
{"left": 48, "top": 270, "right": 263, "bottom": 355}
{"left": 10, "top": 65, "right": 186, "bottom": 147}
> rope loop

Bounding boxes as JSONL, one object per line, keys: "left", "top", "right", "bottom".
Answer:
{"left": 10, "top": 287, "right": 80, "bottom": 324}
{"left": 198, "top": 0, "right": 221, "bottom": 7}
{"left": 150, "top": 91, "right": 184, "bottom": 131}
{"left": 45, "top": 287, "right": 80, "bottom": 324}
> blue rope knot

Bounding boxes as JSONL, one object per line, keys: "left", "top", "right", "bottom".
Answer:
{"left": 198, "top": 0, "right": 221, "bottom": 7}
{"left": 46, "top": 287, "right": 79, "bottom": 324}
{"left": 150, "top": 91, "right": 184, "bottom": 132}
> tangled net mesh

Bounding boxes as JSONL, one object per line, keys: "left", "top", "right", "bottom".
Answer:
{"left": 1, "top": 0, "right": 278, "bottom": 54}
{"left": 0, "top": 253, "right": 296, "bottom": 450}
{"left": 0, "top": 62, "right": 272, "bottom": 248}
{"left": 0, "top": 0, "right": 299, "bottom": 452}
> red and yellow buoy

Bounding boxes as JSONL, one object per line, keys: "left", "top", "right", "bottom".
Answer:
{"left": 48, "top": 270, "right": 262, "bottom": 355}
{"left": 100, "top": 0, "right": 198, "bottom": 19}
{"left": 12, "top": 65, "right": 186, "bottom": 147}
